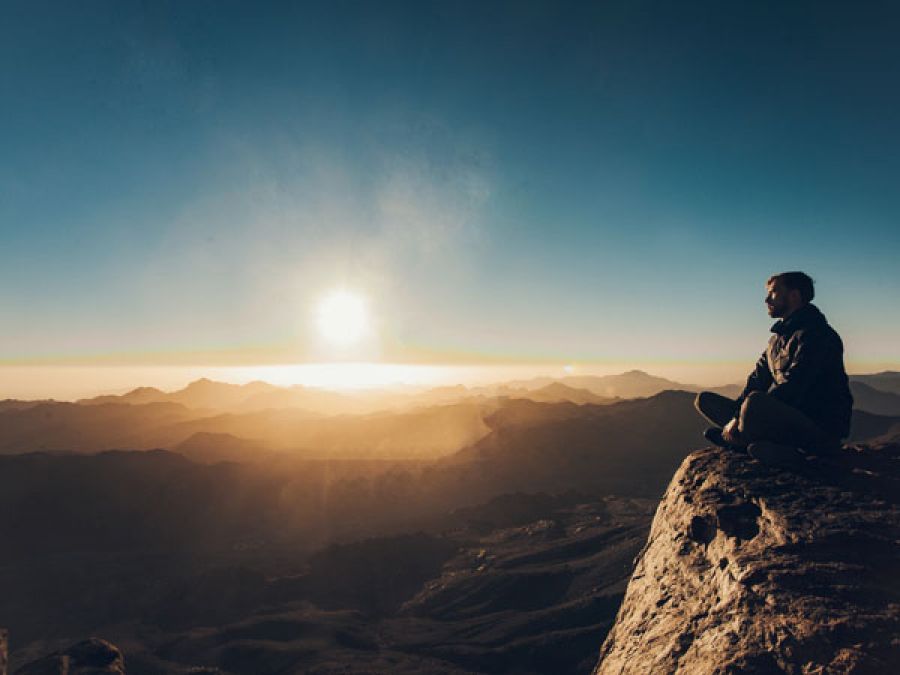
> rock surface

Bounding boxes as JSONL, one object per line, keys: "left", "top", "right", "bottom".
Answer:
{"left": 14, "top": 638, "right": 125, "bottom": 675}
{"left": 595, "top": 443, "right": 900, "bottom": 674}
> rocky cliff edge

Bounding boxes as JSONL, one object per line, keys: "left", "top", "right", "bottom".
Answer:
{"left": 595, "top": 442, "right": 900, "bottom": 674}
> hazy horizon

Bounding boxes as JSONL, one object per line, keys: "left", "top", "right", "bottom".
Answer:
{"left": 3, "top": 359, "right": 899, "bottom": 401}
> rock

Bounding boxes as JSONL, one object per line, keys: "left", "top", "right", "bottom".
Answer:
{"left": 594, "top": 443, "right": 900, "bottom": 674}
{"left": 14, "top": 638, "right": 125, "bottom": 675}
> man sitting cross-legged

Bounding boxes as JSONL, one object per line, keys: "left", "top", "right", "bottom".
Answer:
{"left": 695, "top": 271, "right": 853, "bottom": 468}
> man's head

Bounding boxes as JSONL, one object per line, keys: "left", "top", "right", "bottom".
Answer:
{"left": 766, "top": 271, "right": 814, "bottom": 319}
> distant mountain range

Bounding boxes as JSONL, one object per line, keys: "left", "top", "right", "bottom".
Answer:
{"left": 3, "top": 370, "right": 899, "bottom": 461}
{"left": 4, "top": 373, "right": 900, "bottom": 674}
{"left": 68, "top": 371, "right": 662, "bottom": 412}
{"left": 67, "top": 369, "right": 900, "bottom": 413}
{"left": 77, "top": 377, "right": 365, "bottom": 414}
{"left": 501, "top": 370, "right": 724, "bottom": 398}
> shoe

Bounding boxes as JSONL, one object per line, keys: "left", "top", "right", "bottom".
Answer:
{"left": 704, "top": 427, "right": 747, "bottom": 452}
{"left": 747, "top": 442, "right": 808, "bottom": 471}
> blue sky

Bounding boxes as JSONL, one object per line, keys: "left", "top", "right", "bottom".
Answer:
{"left": 2, "top": 0, "right": 899, "bottom": 385}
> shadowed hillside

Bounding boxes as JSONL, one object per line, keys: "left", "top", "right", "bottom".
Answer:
{"left": 1, "top": 392, "right": 696, "bottom": 673}
{"left": 4, "top": 383, "right": 899, "bottom": 673}
{"left": 8, "top": 493, "right": 654, "bottom": 675}
{"left": 849, "top": 380, "right": 900, "bottom": 416}
{"left": 850, "top": 371, "right": 900, "bottom": 396}
{"left": 0, "top": 399, "right": 495, "bottom": 460}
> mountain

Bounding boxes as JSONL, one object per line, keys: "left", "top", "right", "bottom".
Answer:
{"left": 165, "top": 401, "right": 495, "bottom": 460}
{"left": 502, "top": 370, "right": 694, "bottom": 398}
{"left": 77, "top": 379, "right": 281, "bottom": 410}
{"left": 0, "top": 399, "right": 56, "bottom": 412}
{"left": 6, "top": 388, "right": 900, "bottom": 674}
{"left": 0, "top": 399, "right": 495, "bottom": 460}
{"left": 68, "top": 371, "right": 900, "bottom": 422}
{"left": 436, "top": 391, "right": 709, "bottom": 501}
{"left": 848, "top": 410, "right": 900, "bottom": 444}
{"left": 850, "top": 380, "right": 900, "bottom": 416}
{"left": 503, "top": 369, "right": 746, "bottom": 400}
{"left": 173, "top": 431, "right": 276, "bottom": 464}
{"left": 594, "top": 442, "right": 900, "bottom": 673}
{"left": 0, "top": 401, "right": 196, "bottom": 455}
{"left": 73, "top": 375, "right": 645, "bottom": 416}
{"left": 0, "top": 394, "right": 709, "bottom": 566}
{"left": 518, "top": 382, "right": 618, "bottom": 405}
{"left": 6, "top": 384, "right": 897, "bottom": 463}
{"left": 0, "top": 392, "right": 710, "bottom": 668}
{"left": 851, "top": 371, "right": 900, "bottom": 396}
{"left": 67, "top": 372, "right": 756, "bottom": 423}
{"left": 75, "top": 377, "right": 490, "bottom": 416}
{"left": 78, "top": 386, "right": 168, "bottom": 406}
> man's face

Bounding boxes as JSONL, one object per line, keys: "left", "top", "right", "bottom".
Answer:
{"left": 765, "top": 280, "right": 792, "bottom": 318}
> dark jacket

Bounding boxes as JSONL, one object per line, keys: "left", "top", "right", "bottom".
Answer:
{"left": 737, "top": 303, "right": 853, "bottom": 439}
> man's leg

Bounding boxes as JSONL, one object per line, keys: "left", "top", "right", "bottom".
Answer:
{"left": 738, "top": 392, "right": 840, "bottom": 455}
{"left": 694, "top": 391, "right": 739, "bottom": 428}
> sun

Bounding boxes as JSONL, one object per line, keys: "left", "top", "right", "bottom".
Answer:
{"left": 315, "top": 290, "right": 369, "bottom": 346}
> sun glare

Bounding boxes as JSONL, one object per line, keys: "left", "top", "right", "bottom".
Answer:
{"left": 315, "top": 290, "right": 369, "bottom": 346}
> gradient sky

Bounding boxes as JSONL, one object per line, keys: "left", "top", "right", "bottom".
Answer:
{"left": 2, "top": 1, "right": 899, "bottom": 388}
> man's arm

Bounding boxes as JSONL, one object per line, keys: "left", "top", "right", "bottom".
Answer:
{"left": 736, "top": 349, "right": 773, "bottom": 406}
{"left": 723, "top": 350, "right": 772, "bottom": 441}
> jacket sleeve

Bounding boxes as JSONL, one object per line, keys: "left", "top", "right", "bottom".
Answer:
{"left": 736, "top": 350, "right": 773, "bottom": 406}
{"left": 768, "top": 330, "right": 825, "bottom": 406}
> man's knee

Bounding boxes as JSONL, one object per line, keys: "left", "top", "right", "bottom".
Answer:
{"left": 696, "top": 391, "right": 739, "bottom": 428}
{"left": 695, "top": 390, "right": 726, "bottom": 414}
{"left": 694, "top": 391, "right": 708, "bottom": 415}
{"left": 695, "top": 391, "right": 723, "bottom": 419}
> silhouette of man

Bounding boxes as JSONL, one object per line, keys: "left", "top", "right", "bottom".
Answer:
{"left": 694, "top": 272, "right": 853, "bottom": 466}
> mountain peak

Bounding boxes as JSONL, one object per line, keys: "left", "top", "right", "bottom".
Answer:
{"left": 125, "top": 386, "right": 164, "bottom": 395}
{"left": 185, "top": 377, "right": 217, "bottom": 388}
{"left": 594, "top": 443, "right": 900, "bottom": 673}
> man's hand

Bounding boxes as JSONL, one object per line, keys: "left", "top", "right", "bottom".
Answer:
{"left": 721, "top": 418, "right": 740, "bottom": 442}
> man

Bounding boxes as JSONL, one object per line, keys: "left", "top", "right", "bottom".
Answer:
{"left": 694, "top": 272, "right": 853, "bottom": 467}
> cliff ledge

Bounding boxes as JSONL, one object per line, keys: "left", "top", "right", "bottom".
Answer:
{"left": 595, "top": 443, "right": 900, "bottom": 674}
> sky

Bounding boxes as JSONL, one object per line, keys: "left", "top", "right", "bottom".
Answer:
{"left": 2, "top": 1, "right": 900, "bottom": 396}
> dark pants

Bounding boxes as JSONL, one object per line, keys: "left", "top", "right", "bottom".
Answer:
{"left": 694, "top": 391, "right": 840, "bottom": 455}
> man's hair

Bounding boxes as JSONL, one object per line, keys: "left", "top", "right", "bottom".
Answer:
{"left": 767, "top": 271, "right": 815, "bottom": 303}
